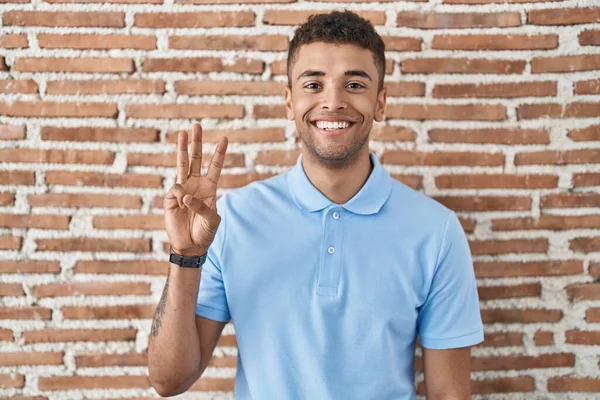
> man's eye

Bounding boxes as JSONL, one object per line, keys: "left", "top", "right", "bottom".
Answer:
{"left": 304, "top": 83, "right": 320, "bottom": 89}
{"left": 348, "top": 83, "right": 365, "bottom": 89}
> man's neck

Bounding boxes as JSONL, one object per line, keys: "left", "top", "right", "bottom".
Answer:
{"left": 300, "top": 147, "right": 373, "bottom": 205}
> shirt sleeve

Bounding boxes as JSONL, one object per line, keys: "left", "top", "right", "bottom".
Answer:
{"left": 417, "top": 211, "right": 484, "bottom": 349}
{"left": 195, "top": 195, "right": 231, "bottom": 323}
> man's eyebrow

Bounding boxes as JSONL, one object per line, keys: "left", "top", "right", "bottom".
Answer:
{"left": 296, "top": 69, "right": 372, "bottom": 81}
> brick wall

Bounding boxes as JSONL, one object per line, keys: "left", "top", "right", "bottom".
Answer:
{"left": 0, "top": 0, "right": 599, "bottom": 398}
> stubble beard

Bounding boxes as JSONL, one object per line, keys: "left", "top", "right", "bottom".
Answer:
{"left": 298, "top": 119, "right": 371, "bottom": 169}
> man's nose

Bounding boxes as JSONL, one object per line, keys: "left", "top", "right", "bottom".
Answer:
{"left": 320, "top": 87, "right": 347, "bottom": 110}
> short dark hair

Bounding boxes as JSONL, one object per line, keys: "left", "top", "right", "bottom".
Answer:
{"left": 286, "top": 10, "right": 386, "bottom": 92}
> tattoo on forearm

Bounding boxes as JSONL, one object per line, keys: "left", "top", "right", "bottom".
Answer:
{"left": 151, "top": 269, "right": 170, "bottom": 337}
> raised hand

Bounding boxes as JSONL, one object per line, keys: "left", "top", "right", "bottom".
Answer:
{"left": 164, "top": 122, "right": 228, "bottom": 257}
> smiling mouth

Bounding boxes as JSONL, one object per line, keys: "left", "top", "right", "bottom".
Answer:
{"left": 310, "top": 120, "right": 356, "bottom": 135}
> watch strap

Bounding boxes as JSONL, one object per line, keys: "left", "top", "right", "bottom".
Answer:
{"left": 169, "top": 246, "right": 207, "bottom": 268}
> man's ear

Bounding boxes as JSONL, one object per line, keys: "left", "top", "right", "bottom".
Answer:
{"left": 374, "top": 86, "right": 387, "bottom": 122}
{"left": 285, "top": 86, "right": 295, "bottom": 120}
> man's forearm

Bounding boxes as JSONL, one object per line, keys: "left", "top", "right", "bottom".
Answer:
{"left": 148, "top": 264, "right": 202, "bottom": 396}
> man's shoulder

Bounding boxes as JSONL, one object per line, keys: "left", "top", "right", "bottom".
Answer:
{"left": 387, "top": 179, "right": 454, "bottom": 228}
{"left": 217, "top": 170, "right": 290, "bottom": 210}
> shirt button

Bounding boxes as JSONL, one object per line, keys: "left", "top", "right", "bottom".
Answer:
{"left": 332, "top": 212, "right": 340, "bottom": 220}
{"left": 327, "top": 246, "right": 335, "bottom": 254}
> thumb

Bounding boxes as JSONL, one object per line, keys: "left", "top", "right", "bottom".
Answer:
{"left": 183, "top": 194, "right": 209, "bottom": 214}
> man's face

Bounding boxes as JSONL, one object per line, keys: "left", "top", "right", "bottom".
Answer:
{"left": 285, "top": 42, "right": 387, "bottom": 167}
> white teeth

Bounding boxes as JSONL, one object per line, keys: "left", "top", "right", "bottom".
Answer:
{"left": 315, "top": 120, "right": 351, "bottom": 130}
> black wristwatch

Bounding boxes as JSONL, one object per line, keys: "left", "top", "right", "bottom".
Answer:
{"left": 169, "top": 246, "right": 207, "bottom": 268}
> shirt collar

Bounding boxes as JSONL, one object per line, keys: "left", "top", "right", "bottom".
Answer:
{"left": 287, "top": 152, "right": 393, "bottom": 215}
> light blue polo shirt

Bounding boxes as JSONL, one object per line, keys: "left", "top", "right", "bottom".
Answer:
{"left": 196, "top": 152, "right": 483, "bottom": 399}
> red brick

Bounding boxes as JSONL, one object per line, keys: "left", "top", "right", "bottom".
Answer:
{"left": 587, "top": 308, "right": 600, "bottom": 322}
{"left": 528, "top": 8, "right": 600, "bottom": 25}
{"left": 446, "top": 0, "right": 561, "bottom": 3}
{"left": 177, "top": 0, "right": 294, "bottom": 3}
{"left": 29, "top": 193, "right": 142, "bottom": 209}
{"left": 574, "top": 173, "right": 600, "bottom": 187}
{"left": 575, "top": 80, "right": 600, "bottom": 95}
{"left": 493, "top": 215, "right": 600, "bottom": 231}
{"left": 0, "top": 283, "right": 24, "bottom": 296}
{"left": 76, "top": 352, "right": 147, "bottom": 367}
{"left": 0, "top": 327, "right": 13, "bottom": 341}
{"left": 0, "top": 148, "right": 114, "bottom": 165}
{"left": 190, "top": 378, "right": 235, "bottom": 392}
{"left": 0, "top": 171, "right": 33, "bottom": 185}
{"left": 385, "top": 104, "right": 506, "bottom": 120}
{"left": 0, "top": 260, "right": 60, "bottom": 274}
{"left": 253, "top": 105, "right": 286, "bottom": 118}
{"left": 170, "top": 34, "right": 287, "bottom": 50}
{"left": 434, "top": 196, "right": 531, "bottom": 211}
{"left": 35, "top": 282, "right": 151, "bottom": 298}
{"left": 548, "top": 377, "right": 600, "bottom": 392}
{"left": 23, "top": 328, "right": 137, "bottom": 343}
{"left": 436, "top": 174, "right": 557, "bottom": 189}
{"left": 0, "top": 214, "right": 70, "bottom": 229}
{"left": 3, "top": 11, "right": 125, "bottom": 27}
{"left": 167, "top": 128, "right": 284, "bottom": 144}
{"left": 0, "top": 124, "right": 26, "bottom": 139}
{"left": 174, "top": 80, "right": 284, "bottom": 96}
{"left": 434, "top": 82, "right": 556, "bottom": 98}
{"left": 534, "top": 331, "right": 554, "bottom": 346}
{"left": 401, "top": 58, "right": 525, "bottom": 74}
{"left": 397, "top": 12, "right": 520, "bottom": 28}
{"left": 0, "top": 80, "right": 37, "bottom": 94}
{"left": 135, "top": 12, "right": 254, "bottom": 28}
{"left": 470, "top": 238, "right": 548, "bottom": 255}
{"left": 429, "top": 128, "right": 548, "bottom": 144}
{"left": 62, "top": 305, "right": 155, "bottom": 319}
{"left": 371, "top": 126, "right": 416, "bottom": 141}
{"left": 481, "top": 332, "right": 522, "bottom": 347}
{"left": 208, "top": 355, "right": 237, "bottom": 368}
{"left": 381, "top": 36, "right": 422, "bottom": 52}
{"left": 472, "top": 353, "right": 574, "bottom": 371}
{"left": 569, "top": 124, "right": 600, "bottom": 140}
{"left": 391, "top": 175, "right": 423, "bottom": 190}
{"left": 0, "top": 306, "right": 52, "bottom": 320}
{"left": 471, "top": 377, "right": 535, "bottom": 394}
{"left": 481, "top": 309, "right": 562, "bottom": 323}
{"left": 264, "top": 10, "right": 385, "bottom": 25}
{"left": 142, "top": 57, "right": 222, "bottom": 73}
{"left": 128, "top": 152, "right": 244, "bottom": 168}
{"left": 0, "top": 57, "right": 5, "bottom": 70}
{"left": 0, "top": 374, "right": 24, "bottom": 388}
{"left": 433, "top": 34, "right": 557, "bottom": 50}
{"left": 46, "top": 80, "right": 164, "bottom": 95}
{"left": 45, "top": 171, "right": 162, "bottom": 188}
{"left": 127, "top": 104, "right": 243, "bottom": 119}
{"left": 564, "top": 102, "right": 600, "bottom": 117}
{"left": 93, "top": 215, "right": 164, "bottom": 230}
{"left": 567, "top": 284, "right": 600, "bottom": 301}
{"left": 0, "top": 352, "right": 63, "bottom": 366}
{"left": 0, "top": 236, "right": 22, "bottom": 250}
{"left": 383, "top": 150, "right": 504, "bottom": 166}
{"left": 74, "top": 260, "right": 168, "bottom": 275}
{"left": 565, "top": 330, "right": 600, "bottom": 345}
{"left": 36, "top": 238, "right": 151, "bottom": 253}
{"left": 0, "top": 34, "right": 28, "bottom": 48}
{"left": 38, "top": 34, "right": 155, "bottom": 49}
{"left": 532, "top": 55, "right": 600, "bottom": 73}
{"left": 0, "top": 101, "right": 117, "bottom": 118}
{"left": 580, "top": 30, "right": 600, "bottom": 46}
{"left": 475, "top": 260, "right": 583, "bottom": 278}
{"left": 0, "top": 193, "right": 14, "bottom": 206}
{"left": 14, "top": 57, "right": 133, "bottom": 73}
{"left": 42, "top": 126, "right": 158, "bottom": 142}
{"left": 542, "top": 193, "right": 600, "bottom": 208}
{"left": 384, "top": 82, "right": 425, "bottom": 97}
{"left": 47, "top": 0, "right": 162, "bottom": 3}
{"left": 478, "top": 283, "right": 541, "bottom": 300}
{"left": 38, "top": 376, "right": 149, "bottom": 390}
{"left": 515, "top": 150, "right": 600, "bottom": 165}
{"left": 570, "top": 237, "right": 600, "bottom": 253}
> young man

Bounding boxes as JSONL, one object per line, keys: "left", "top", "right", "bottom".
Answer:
{"left": 148, "top": 11, "right": 483, "bottom": 399}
